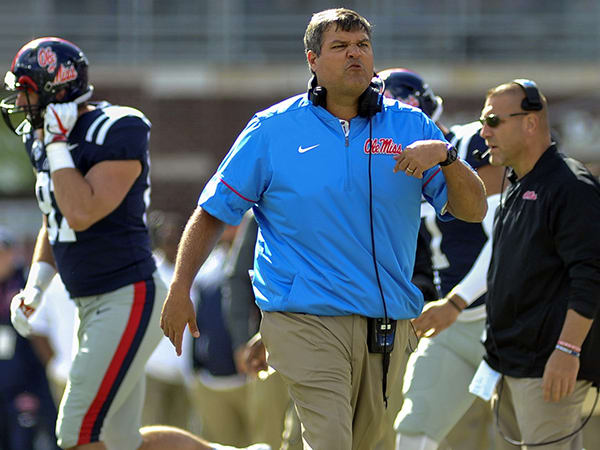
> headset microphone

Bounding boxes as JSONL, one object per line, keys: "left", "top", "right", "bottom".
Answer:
{"left": 473, "top": 149, "right": 490, "bottom": 161}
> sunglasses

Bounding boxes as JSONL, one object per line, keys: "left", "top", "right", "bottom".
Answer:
{"left": 479, "top": 112, "right": 529, "bottom": 128}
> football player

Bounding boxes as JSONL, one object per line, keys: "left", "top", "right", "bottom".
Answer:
{"left": 377, "top": 68, "right": 506, "bottom": 450}
{"left": 3, "top": 37, "right": 269, "bottom": 450}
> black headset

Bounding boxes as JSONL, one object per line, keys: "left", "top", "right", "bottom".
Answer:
{"left": 512, "top": 79, "right": 543, "bottom": 111}
{"left": 307, "top": 73, "right": 382, "bottom": 118}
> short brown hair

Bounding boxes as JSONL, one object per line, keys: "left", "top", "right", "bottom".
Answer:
{"left": 303, "top": 8, "right": 372, "bottom": 56}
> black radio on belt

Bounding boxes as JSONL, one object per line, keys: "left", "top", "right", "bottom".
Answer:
{"left": 367, "top": 318, "right": 397, "bottom": 353}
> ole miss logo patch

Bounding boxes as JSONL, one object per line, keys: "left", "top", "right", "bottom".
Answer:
{"left": 364, "top": 138, "right": 403, "bottom": 154}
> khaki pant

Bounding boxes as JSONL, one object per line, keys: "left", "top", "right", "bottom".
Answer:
{"left": 142, "top": 375, "right": 195, "bottom": 431}
{"left": 494, "top": 376, "right": 591, "bottom": 450}
{"left": 260, "top": 311, "right": 409, "bottom": 450}
{"left": 188, "top": 371, "right": 299, "bottom": 449}
{"left": 582, "top": 387, "right": 600, "bottom": 450}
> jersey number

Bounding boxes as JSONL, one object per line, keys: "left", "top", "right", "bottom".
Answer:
{"left": 35, "top": 172, "right": 76, "bottom": 243}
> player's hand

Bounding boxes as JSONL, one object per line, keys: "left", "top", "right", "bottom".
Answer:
{"left": 43, "top": 103, "right": 78, "bottom": 146}
{"left": 10, "top": 287, "right": 43, "bottom": 337}
{"left": 243, "top": 332, "right": 268, "bottom": 377}
{"left": 542, "top": 349, "right": 579, "bottom": 402}
{"left": 411, "top": 298, "right": 461, "bottom": 338}
{"left": 160, "top": 284, "right": 199, "bottom": 356}
{"left": 393, "top": 140, "right": 448, "bottom": 178}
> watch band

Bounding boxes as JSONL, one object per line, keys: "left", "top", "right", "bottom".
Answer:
{"left": 439, "top": 143, "right": 458, "bottom": 167}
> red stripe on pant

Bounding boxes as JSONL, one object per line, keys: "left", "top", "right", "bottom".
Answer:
{"left": 77, "top": 281, "right": 147, "bottom": 445}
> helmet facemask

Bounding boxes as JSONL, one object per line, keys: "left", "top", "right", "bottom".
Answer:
{"left": 0, "top": 72, "right": 44, "bottom": 135}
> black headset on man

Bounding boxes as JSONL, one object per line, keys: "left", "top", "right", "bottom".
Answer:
{"left": 512, "top": 78, "right": 543, "bottom": 112}
{"left": 307, "top": 72, "right": 383, "bottom": 118}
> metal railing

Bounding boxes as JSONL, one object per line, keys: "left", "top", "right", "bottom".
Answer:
{"left": 0, "top": 0, "right": 598, "bottom": 66}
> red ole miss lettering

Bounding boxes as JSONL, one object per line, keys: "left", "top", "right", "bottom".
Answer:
{"left": 364, "top": 138, "right": 403, "bottom": 154}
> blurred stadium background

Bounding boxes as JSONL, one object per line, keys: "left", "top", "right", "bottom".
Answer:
{"left": 1, "top": 0, "right": 599, "bottom": 247}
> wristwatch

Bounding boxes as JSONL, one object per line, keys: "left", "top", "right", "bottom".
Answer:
{"left": 439, "top": 143, "right": 458, "bottom": 167}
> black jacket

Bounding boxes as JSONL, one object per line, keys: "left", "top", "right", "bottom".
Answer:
{"left": 484, "top": 145, "right": 600, "bottom": 384}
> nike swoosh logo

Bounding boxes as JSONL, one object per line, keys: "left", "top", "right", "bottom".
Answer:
{"left": 67, "top": 143, "right": 79, "bottom": 151}
{"left": 298, "top": 144, "right": 320, "bottom": 153}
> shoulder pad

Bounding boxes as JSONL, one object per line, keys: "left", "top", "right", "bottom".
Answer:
{"left": 84, "top": 105, "right": 150, "bottom": 146}
{"left": 448, "top": 121, "right": 482, "bottom": 141}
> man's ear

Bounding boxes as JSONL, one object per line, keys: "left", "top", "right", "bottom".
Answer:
{"left": 524, "top": 113, "right": 539, "bottom": 135}
{"left": 307, "top": 50, "right": 318, "bottom": 72}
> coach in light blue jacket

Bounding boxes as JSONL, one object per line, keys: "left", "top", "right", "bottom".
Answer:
{"left": 161, "top": 8, "right": 487, "bottom": 450}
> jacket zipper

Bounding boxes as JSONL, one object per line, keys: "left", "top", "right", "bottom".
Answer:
{"left": 340, "top": 120, "right": 350, "bottom": 190}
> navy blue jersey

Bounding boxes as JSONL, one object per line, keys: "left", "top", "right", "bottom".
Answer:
{"left": 24, "top": 102, "right": 156, "bottom": 297}
{"left": 420, "top": 122, "right": 489, "bottom": 308}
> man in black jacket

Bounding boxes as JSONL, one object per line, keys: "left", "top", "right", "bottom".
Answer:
{"left": 479, "top": 79, "right": 600, "bottom": 449}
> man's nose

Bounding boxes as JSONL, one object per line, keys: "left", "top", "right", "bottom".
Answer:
{"left": 479, "top": 124, "right": 490, "bottom": 138}
{"left": 347, "top": 44, "right": 362, "bottom": 57}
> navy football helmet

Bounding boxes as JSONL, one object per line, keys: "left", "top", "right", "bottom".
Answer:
{"left": 0, "top": 37, "right": 93, "bottom": 135}
{"left": 378, "top": 68, "right": 443, "bottom": 122}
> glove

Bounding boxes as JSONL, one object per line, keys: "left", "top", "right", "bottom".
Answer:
{"left": 43, "top": 103, "right": 78, "bottom": 172}
{"left": 10, "top": 286, "right": 43, "bottom": 337}
{"left": 43, "top": 102, "right": 78, "bottom": 147}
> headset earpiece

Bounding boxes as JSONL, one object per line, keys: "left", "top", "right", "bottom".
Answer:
{"left": 308, "top": 74, "right": 327, "bottom": 108}
{"left": 308, "top": 74, "right": 382, "bottom": 118}
{"left": 357, "top": 82, "right": 383, "bottom": 118}
{"left": 512, "top": 79, "right": 543, "bottom": 111}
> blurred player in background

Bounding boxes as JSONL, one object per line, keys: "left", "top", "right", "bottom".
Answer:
{"left": 376, "top": 68, "right": 506, "bottom": 450}
{"left": 3, "top": 36, "right": 268, "bottom": 450}
{"left": 144, "top": 210, "right": 199, "bottom": 432}
{"left": 0, "top": 226, "right": 60, "bottom": 450}
{"left": 219, "top": 210, "right": 302, "bottom": 450}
